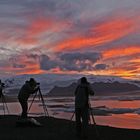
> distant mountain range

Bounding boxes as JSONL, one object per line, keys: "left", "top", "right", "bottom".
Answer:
{"left": 48, "top": 81, "right": 140, "bottom": 96}
{"left": 1, "top": 74, "right": 140, "bottom": 96}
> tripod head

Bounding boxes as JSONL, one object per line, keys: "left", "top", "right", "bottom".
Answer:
{"left": 35, "top": 84, "right": 40, "bottom": 91}
{"left": 36, "top": 83, "right": 40, "bottom": 90}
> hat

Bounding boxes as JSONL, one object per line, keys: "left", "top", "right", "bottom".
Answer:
{"left": 80, "top": 77, "right": 88, "bottom": 84}
{"left": 29, "top": 78, "right": 37, "bottom": 84}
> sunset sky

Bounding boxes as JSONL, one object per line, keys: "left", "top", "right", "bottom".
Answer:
{"left": 0, "top": 0, "right": 140, "bottom": 79}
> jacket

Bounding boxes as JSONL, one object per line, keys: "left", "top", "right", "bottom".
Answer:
{"left": 18, "top": 82, "right": 37, "bottom": 101}
{"left": 75, "top": 83, "right": 94, "bottom": 108}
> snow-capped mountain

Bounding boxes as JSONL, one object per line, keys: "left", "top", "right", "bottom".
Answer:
{"left": 1, "top": 74, "right": 140, "bottom": 96}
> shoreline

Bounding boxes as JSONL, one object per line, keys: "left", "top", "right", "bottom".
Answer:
{"left": 0, "top": 115, "right": 140, "bottom": 140}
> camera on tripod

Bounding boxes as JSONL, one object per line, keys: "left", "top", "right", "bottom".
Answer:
{"left": 35, "top": 82, "right": 40, "bottom": 90}
{"left": 1, "top": 83, "right": 5, "bottom": 88}
{"left": 28, "top": 80, "right": 49, "bottom": 117}
{"left": 36, "top": 83, "right": 40, "bottom": 87}
{"left": 36, "top": 82, "right": 40, "bottom": 86}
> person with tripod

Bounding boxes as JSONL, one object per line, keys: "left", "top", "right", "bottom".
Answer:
{"left": 74, "top": 77, "right": 94, "bottom": 139}
{"left": 18, "top": 78, "right": 39, "bottom": 118}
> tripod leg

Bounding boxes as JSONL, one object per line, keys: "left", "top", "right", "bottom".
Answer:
{"left": 2, "top": 95, "right": 10, "bottom": 114}
{"left": 90, "top": 108, "right": 96, "bottom": 124}
{"left": 28, "top": 91, "right": 37, "bottom": 113}
{"left": 4, "top": 102, "right": 10, "bottom": 114}
{"left": 89, "top": 107, "right": 102, "bottom": 140}
{"left": 39, "top": 88, "right": 49, "bottom": 117}
{"left": 70, "top": 111, "right": 75, "bottom": 121}
{"left": 1, "top": 96, "right": 5, "bottom": 115}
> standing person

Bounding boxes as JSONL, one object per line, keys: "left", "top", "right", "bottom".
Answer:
{"left": 74, "top": 77, "right": 94, "bottom": 139}
{"left": 18, "top": 78, "right": 39, "bottom": 119}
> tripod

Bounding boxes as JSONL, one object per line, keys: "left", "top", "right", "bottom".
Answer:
{"left": 28, "top": 87, "right": 49, "bottom": 117}
{"left": 0, "top": 93, "right": 10, "bottom": 115}
{"left": 71, "top": 102, "right": 101, "bottom": 140}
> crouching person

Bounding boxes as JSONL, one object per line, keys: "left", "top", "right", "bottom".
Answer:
{"left": 18, "top": 78, "right": 39, "bottom": 119}
{"left": 74, "top": 77, "right": 94, "bottom": 139}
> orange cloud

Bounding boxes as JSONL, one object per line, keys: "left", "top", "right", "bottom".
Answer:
{"left": 103, "top": 46, "right": 140, "bottom": 59}
{"left": 18, "top": 37, "right": 39, "bottom": 45}
{"left": 108, "top": 68, "right": 136, "bottom": 78}
{"left": 129, "top": 58, "right": 140, "bottom": 63}
{"left": 5, "top": 54, "right": 41, "bottom": 75}
{"left": 16, "top": 68, "right": 44, "bottom": 75}
{"left": 106, "top": 60, "right": 140, "bottom": 79}
{"left": 0, "top": 63, "right": 43, "bottom": 75}
{"left": 16, "top": 18, "right": 53, "bottom": 45}
{"left": 54, "top": 17, "right": 137, "bottom": 52}
{"left": 17, "top": 18, "right": 71, "bottom": 45}
{"left": 27, "top": 18, "right": 53, "bottom": 36}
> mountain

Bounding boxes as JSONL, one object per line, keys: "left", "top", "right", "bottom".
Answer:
{"left": 48, "top": 82, "right": 77, "bottom": 96}
{"left": 1, "top": 73, "right": 140, "bottom": 96}
{"left": 47, "top": 81, "right": 140, "bottom": 97}
{"left": 2, "top": 74, "right": 83, "bottom": 95}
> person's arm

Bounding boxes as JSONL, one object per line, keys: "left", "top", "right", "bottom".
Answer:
{"left": 27, "top": 84, "right": 39, "bottom": 94}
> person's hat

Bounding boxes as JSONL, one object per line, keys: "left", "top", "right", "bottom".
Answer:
{"left": 80, "top": 77, "right": 88, "bottom": 84}
{"left": 29, "top": 78, "right": 37, "bottom": 85}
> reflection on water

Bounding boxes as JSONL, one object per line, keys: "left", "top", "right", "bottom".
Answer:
{"left": 1, "top": 96, "right": 140, "bottom": 129}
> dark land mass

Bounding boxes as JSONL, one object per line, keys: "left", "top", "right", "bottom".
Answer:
{"left": 0, "top": 115, "right": 140, "bottom": 140}
{"left": 48, "top": 82, "right": 140, "bottom": 96}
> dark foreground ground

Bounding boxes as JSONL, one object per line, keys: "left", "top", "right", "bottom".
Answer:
{"left": 0, "top": 115, "right": 140, "bottom": 140}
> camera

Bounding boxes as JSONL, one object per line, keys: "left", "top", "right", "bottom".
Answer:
{"left": 0, "top": 83, "right": 5, "bottom": 88}
{"left": 36, "top": 83, "right": 40, "bottom": 85}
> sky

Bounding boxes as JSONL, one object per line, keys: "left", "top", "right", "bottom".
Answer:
{"left": 0, "top": 0, "right": 140, "bottom": 79}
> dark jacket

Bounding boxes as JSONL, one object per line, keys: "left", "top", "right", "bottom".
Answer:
{"left": 18, "top": 82, "right": 37, "bottom": 101}
{"left": 75, "top": 83, "right": 94, "bottom": 108}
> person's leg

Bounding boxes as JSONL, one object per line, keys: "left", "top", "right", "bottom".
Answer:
{"left": 75, "top": 108, "right": 82, "bottom": 137}
{"left": 19, "top": 100, "right": 28, "bottom": 118}
{"left": 81, "top": 107, "right": 89, "bottom": 138}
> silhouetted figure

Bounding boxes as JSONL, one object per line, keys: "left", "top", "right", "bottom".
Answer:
{"left": 0, "top": 80, "right": 5, "bottom": 98}
{"left": 74, "top": 77, "right": 94, "bottom": 139}
{"left": 18, "top": 78, "right": 39, "bottom": 118}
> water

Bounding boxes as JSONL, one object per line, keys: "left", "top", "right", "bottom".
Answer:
{"left": 1, "top": 96, "right": 140, "bottom": 130}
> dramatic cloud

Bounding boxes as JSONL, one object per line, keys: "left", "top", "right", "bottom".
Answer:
{"left": 39, "top": 54, "right": 58, "bottom": 70}
{"left": 39, "top": 52, "right": 102, "bottom": 72}
{"left": 60, "top": 52, "right": 101, "bottom": 63}
{"left": 0, "top": 0, "right": 140, "bottom": 79}
{"left": 60, "top": 52, "right": 101, "bottom": 71}
{"left": 12, "top": 63, "right": 26, "bottom": 68}
{"left": 94, "top": 64, "right": 108, "bottom": 70}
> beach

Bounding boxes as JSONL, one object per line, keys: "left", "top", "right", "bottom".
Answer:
{"left": 0, "top": 115, "right": 140, "bottom": 140}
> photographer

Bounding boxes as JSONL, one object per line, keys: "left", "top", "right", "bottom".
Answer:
{"left": 18, "top": 78, "right": 39, "bottom": 118}
{"left": 74, "top": 77, "right": 94, "bottom": 139}
{"left": 0, "top": 80, "right": 5, "bottom": 98}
